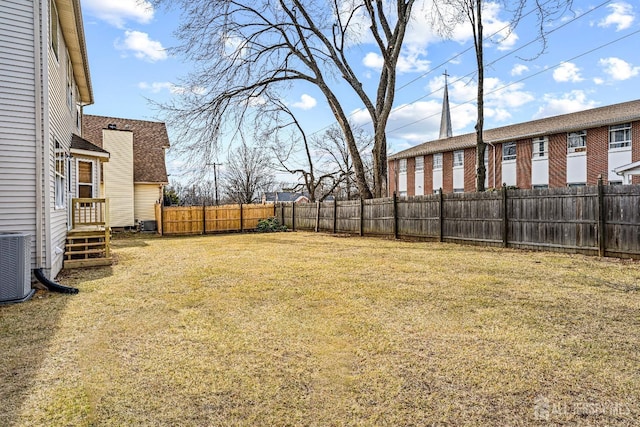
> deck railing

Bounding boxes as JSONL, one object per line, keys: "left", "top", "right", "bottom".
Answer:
{"left": 71, "top": 198, "right": 109, "bottom": 230}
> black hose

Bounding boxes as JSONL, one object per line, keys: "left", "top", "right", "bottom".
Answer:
{"left": 34, "top": 268, "right": 79, "bottom": 294}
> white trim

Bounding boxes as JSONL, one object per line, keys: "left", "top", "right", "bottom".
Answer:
{"left": 70, "top": 148, "right": 109, "bottom": 159}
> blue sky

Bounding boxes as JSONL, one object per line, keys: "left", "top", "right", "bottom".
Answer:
{"left": 80, "top": 1, "right": 640, "bottom": 182}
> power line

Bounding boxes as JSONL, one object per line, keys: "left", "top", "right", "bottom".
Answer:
{"left": 387, "top": 28, "right": 640, "bottom": 134}
{"left": 307, "top": 0, "right": 611, "bottom": 138}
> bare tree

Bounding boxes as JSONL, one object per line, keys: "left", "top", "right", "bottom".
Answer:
{"left": 154, "top": 0, "right": 417, "bottom": 199}
{"left": 431, "top": 0, "right": 573, "bottom": 191}
{"left": 313, "top": 124, "right": 373, "bottom": 200}
{"left": 258, "top": 94, "right": 345, "bottom": 202}
{"left": 223, "top": 140, "right": 275, "bottom": 204}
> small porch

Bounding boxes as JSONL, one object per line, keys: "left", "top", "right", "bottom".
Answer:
{"left": 65, "top": 198, "right": 112, "bottom": 269}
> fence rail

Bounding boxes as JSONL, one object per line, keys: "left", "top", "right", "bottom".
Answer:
{"left": 156, "top": 203, "right": 278, "bottom": 236}
{"left": 155, "top": 182, "right": 640, "bottom": 259}
{"left": 274, "top": 182, "right": 640, "bottom": 259}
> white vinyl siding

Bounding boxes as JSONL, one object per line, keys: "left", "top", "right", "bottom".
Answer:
{"left": 103, "top": 130, "right": 135, "bottom": 227}
{"left": 48, "top": 6, "right": 80, "bottom": 275}
{"left": 414, "top": 156, "right": 424, "bottom": 196}
{"left": 0, "top": 0, "right": 38, "bottom": 266}
{"left": 135, "top": 184, "right": 162, "bottom": 222}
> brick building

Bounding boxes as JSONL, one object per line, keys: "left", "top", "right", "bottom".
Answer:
{"left": 388, "top": 99, "right": 640, "bottom": 195}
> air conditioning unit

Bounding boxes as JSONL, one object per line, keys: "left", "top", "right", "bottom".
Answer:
{"left": 0, "top": 233, "right": 35, "bottom": 304}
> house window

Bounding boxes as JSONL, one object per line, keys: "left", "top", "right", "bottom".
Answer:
{"left": 55, "top": 141, "right": 66, "bottom": 208}
{"left": 503, "top": 142, "right": 516, "bottom": 161}
{"left": 609, "top": 123, "right": 631, "bottom": 149}
{"left": 453, "top": 188, "right": 464, "bottom": 193}
{"left": 415, "top": 156, "right": 424, "bottom": 172}
{"left": 50, "top": 0, "right": 59, "bottom": 60}
{"left": 78, "top": 161, "right": 94, "bottom": 199}
{"left": 398, "top": 158, "right": 407, "bottom": 173}
{"left": 453, "top": 150, "right": 464, "bottom": 167}
{"left": 433, "top": 153, "right": 443, "bottom": 170}
{"left": 568, "top": 130, "right": 586, "bottom": 153}
{"left": 532, "top": 137, "right": 548, "bottom": 159}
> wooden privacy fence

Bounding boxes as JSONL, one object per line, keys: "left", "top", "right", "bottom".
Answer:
{"left": 274, "top": 181, "right": 640, "bottom": 259}
{"left": 156, "top": 203, "right": 278, "bottom": 236}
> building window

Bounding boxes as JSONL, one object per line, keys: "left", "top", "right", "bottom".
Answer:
{"left": 55, "top": 141, "right": 66, "bottom": 208}
{"left": 78, "top": 161, "right": 94, "bottom": 199}
{"left": 50, "top": 0, "right": 59, "bottom": 60}
{"left": 453, "top": 188, "right": 464, "bottom": 193}
{"left": 415, "top": 156, "right": 424, "bottom": 172}
{"left": 532, "top": 137, "right": 548, "bottom": 159}
{"left": 399, "top": 191, "right": 407, "bottom": 197}
{"left": 453, "top": 150, "right": 464, "bottom": 167}
{"left": 533, "top": 184, "right": 549, "bottom": 189}
{"left": 398, "top": 158, "right": 407, "bottom": 173}
{"left": 609, "top": 123, "right": 631, "bottom": 149}
{"left": 433, "top": 153, "right": 443, "bottom": 170}
{"left": 503, "top": 142, "right": 516, "bottom": 161}
{"left": 568, "top": 130, "right": 586, "bottom": 153}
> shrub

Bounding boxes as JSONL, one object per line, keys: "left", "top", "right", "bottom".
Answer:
{"left": 257, "top": 217, "right": 287, "bottom": 232}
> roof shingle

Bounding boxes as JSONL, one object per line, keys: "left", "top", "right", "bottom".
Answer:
{"left": 82, "top": 115, "right": 170, "bottom": 183}
{"left": 390, "top": 99, "right": 640, "bottom": 160}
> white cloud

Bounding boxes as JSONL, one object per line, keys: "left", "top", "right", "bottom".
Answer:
{"left": 533, "top": 91, "right": 599, "bottom": 119}
{"left": 428, "top": 75, "right": 534, "bottom": 112}
{"left": 599, "top": 57, "right": 640, "bottom": 80}
{"left": 352, "top": 99, "right": 476, "bottom": 144}
{"left": 292, "top": 94, "right": 317, "bottom": 110}
{"left": 553, "top": 62, "right": 583, "bottom": 83}
{"left": 139, "top": 81, "right": 206, "bottom": 95}
{"left": 138, "top": 81, "right": 173, "bottom": 93}
{"left": 83, "top": 0, "right": 154, "bottom": 29}
{"left": 363, "top": 47, "right": 430, "bottom": 74}
{"left": 116, "top": 31, "right": 167, "bottom": 62}
{"left": 593, "top": 77, "right": 605, "bottom": 85}
{"left": 598, "top": 2, "right": 635, "bottom": 31}
{"left": 511, "top": 64, "right": 529, "bottom": 76}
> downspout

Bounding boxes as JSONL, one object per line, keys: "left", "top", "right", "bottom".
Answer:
{"left": 34, "top": 0, "right": 43, "bottom": 268}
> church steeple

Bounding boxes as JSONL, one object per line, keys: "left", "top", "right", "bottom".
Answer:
{"left": 439, "top": 71, "right": 452, "bottom": 139}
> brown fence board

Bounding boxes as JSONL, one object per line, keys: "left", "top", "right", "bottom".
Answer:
{"left": 159, "top": 185, "right": 639, "bottom": 258}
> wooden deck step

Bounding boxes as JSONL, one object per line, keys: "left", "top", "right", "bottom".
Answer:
{"left": 64, "top": 257, "right": 113, "bottom": 269}
{"left": 66, "top": 241, "right": 106, "bottom": 249}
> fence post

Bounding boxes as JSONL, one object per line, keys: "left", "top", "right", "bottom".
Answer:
{"left": 315, "top": 201, "right": 321, "bottom": 232}
{"left": 502, "top": 184, "right": 508, "bottom": 248}
{"left": 393, "top": 192, "right": 399, "bottom": 239}
{"left": 202, "top": 204, "right": 206, "bottom": 235}
{"left": 159, "top": 202, "right": 164, "bottom": 236}
{"left": 359, "top": 197, "right": 364, "bottom": 237}
{"left": 333, "top": 199, "right": 337, "bottom": 234}
{"left": 438, "top": 188, "right": 443, "bottom": 242}
{"left": 240, "top": 203, "right": 244, "bottom": 233}
{"left": 597, "top": 175, "right": 606, "bottom": 257}
{"left": 291, "top": 202, "right": 296, "bottom": 231}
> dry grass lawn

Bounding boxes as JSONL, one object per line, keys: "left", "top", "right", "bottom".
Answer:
{"left": 1, "top": 232, "right": 639, "bottom": 426}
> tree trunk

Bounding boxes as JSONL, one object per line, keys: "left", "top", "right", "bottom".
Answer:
{"left": 474, "top": 0, "right": 486, "bottom": 192}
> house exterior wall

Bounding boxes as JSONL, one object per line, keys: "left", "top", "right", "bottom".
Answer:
{"left": 516, "top": 139, "right": 532, "bottom": 189}
{"left": 388, "top": 118, "right": 640, "bottom": 195}
{"left": 442, "top": 151, "right": 453, "bottom": 193}
{"left": 424, "top": 154, "right": 433, "bottom": 194}
{"left": 406, "top": 157, "right": 415, "bottom": 196}
{"left": 0, "top": 0, "right": 38, "bottom": 266}
{"left": 47, "top": 2, "right": 80, "bottom": 274}
{"left": 103, "top": 129, "right": 135, "bottom": 227}
{"left": 464, "top": 148, "right": 475, "bottom": 191}
{"left": 134, "top": 184, "right": 162, "bottom": 223}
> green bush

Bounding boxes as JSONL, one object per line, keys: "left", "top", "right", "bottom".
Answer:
{"left": 257, "top": 217, "right": 287, "bottom": 232}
